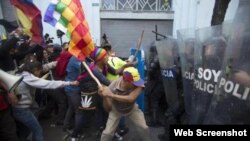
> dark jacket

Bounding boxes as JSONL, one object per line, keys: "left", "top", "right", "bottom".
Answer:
{"left": 0, "top": 37, "right": 18, "bottom": 71}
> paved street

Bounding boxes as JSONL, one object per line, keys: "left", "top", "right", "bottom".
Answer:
{"left": 41, "top": 115, "right": 165, "bottom": 141}
{"left": 41, "top": 110, "right": 164, "bottom": 141}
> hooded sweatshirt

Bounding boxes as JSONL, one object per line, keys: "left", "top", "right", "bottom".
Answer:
{"left": 14, "top": 71, "right": 72, "bottom": 108}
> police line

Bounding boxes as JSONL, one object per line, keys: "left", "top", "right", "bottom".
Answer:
{"left": 182, "top": 68, "right": 250, "bottom": 101}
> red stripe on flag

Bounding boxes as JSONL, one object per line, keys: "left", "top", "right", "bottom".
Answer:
{"left": 10, "top": 0, "right": 43, "bottom": 43}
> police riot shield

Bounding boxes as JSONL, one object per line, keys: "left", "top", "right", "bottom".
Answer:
{"left": 144, "top": 42, "right": 165, "bottom": 113}
{"left": 177, "top": 29, "right": 196, "bottom": 123}
{"left": 156, "top": 38, "right": 182, "bottom": 120}
{"left": 204, "top": 2, "right": 250, "bottom": 124}
{"left": 191, "top": 24, "right": 231, "bottom": 124}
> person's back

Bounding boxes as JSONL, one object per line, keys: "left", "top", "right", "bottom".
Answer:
{"left": 64, "top": 56, "right": 81, "bottom": 93}
{"left": 106, "top": 56, "right": 126, "bottom": 81}
{"left": 0, "top": 37, "right": 19, "bottom": 72}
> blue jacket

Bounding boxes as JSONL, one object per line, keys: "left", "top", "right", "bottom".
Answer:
{"left": 64, "top": 56, "right": 81, "bottom": 92}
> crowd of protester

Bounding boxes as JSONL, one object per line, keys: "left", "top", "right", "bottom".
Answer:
{"left": 0, "top": 29, "right": 174, "bottom": 141}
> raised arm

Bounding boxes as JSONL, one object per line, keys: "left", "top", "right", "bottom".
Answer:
{"left": 100, "top": 86, "right": 143, "bottom": 103}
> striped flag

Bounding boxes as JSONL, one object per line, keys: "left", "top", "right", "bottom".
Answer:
{"left": 10, "top": 0, "right": 43, "bottom": 43}
{"left": 44, "top": 0, "right": 95, "bottom": 61}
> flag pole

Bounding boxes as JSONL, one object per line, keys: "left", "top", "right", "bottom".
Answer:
{"left": 133, "top": 30, "right": 144, "bottom": 59}
{"left": 82, "top": 61, "right": 102, "bottom": 87}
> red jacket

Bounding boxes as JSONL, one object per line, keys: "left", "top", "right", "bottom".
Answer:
{"left": 55, "top": 51, "right": 72, "bottom": 80}
{"left": 0, "top": 91, "right": 8, "bottom": 110}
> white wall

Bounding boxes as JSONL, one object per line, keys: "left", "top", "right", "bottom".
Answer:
{"left": 0, "top": 2, "right": 4, "bottom": 35}
{"left": 0, "top": 2, "right": 7, "bottom": 36}
{"left": 33, "top": 0, "right": 101, "bottom": 45}
{"left": 224, "top": 0, "right": 239, "bottom": 22}
{"left": 172, "top": 0, "right": 239, "bottom": 37}
{"left": 0, "top": 3, "right": 3, "bottom": 19}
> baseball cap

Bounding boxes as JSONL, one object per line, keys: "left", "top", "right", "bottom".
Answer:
{"left": 123, "top": 67, "right": 144, "bottom": 87}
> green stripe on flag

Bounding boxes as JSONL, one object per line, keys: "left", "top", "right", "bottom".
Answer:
{"left": 66, "top": 32, "right": 71, "bottom": 38}
{"left": 59, "top": 16, "right": 69, "bottom": 28}
{"left": 56, "top": 2, "right": 67, "bottom": 13}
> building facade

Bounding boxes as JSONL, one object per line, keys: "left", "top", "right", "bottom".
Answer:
{"left": 0, "top": 0, "right": 239, "bottom": 57}
{"left": 100, "top": 0, "right": 173, "bottom": 57}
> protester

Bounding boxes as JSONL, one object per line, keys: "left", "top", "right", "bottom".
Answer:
{"left": 63, "top": 55, "right": 82, "bottom": 132}
{"left": 101, "top": 38, "right": 130, "bottom": 140}
{"left": 98, "top": 67, "right": 151, "bottom": 141}
{"left": 12, "top": 57, "right": 78, "bottom": 141}
{"left": 0, "top": 74, "right": 19, "bottom": 141}
{"left": 67, "top": 58, "right": 111, "bottom": 141}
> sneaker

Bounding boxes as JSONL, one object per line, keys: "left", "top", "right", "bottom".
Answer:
{"left": 78, "top": 133, "right": 88, "bottom": 139}
{"left": 113, "top": 132, "right": 123, "bottom": 141}
{"left": 117, "top": 127, "right": 129, "bottom": 136}
{"left": 94, "top": 126, "right": 105, "bottom": 137}
{"left": 67, "top": 137, "right": 78, "bottom": 141}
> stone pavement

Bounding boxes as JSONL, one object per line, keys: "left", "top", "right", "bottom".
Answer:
{"left": 41, "top": 116, "right": 165, "bottom": 141}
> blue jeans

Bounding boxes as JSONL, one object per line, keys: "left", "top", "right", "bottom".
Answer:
{"left": 64, "top": 91, "right": 80, "bottom": 132}
{"left": 95, "top": 95, "right": 108, "bottom": 128}
{"left": 64, "top": 91, "right": 84, "bottom": 138}
{"left": 66, "top": 91, "right": 95, "bottom": 137}
{"left": 12, "top": 108, "right": 44, "bottom": 141}
{"left": 65, "top": 91, "right": 108, "bottom": 138}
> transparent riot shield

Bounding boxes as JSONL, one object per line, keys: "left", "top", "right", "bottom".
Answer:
{"left": 177, "top": 28, "right": 196, "bottom": 124}
{"left": 191, "top": 24, "right": 231, "bottom": 124}
{"left": 156, "top": 38, "right": 182, "bottom": 121}
{"left": 144, "top": 42, "right": 165, "bottom": 114}
{"left": 204, "top": 2, "right": 250, "bottom": 124}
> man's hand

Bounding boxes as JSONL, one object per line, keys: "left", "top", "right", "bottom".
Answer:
{"left": 98, "top": 86, "right": 112, "bottom": 97}
{"left": 98, "top": 86, "right": 104, "bottom": 96}
{"left": 10, "top": 27, "right": 24, "bottom": 38}
{"left": 125, "top": 57, "right": 138, "bottom": 67}
{"left": 125, "top": 61, "right": 134, "bottom": 67}
{"left": 70, "top": 81, "right": 79, "bottom": 86}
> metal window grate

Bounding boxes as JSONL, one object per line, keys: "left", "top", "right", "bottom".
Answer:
{"left": 101, "top": 0, "right": 172, "bottom": 11}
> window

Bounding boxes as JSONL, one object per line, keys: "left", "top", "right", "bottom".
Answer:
{"left": 101, "top": 0, "right": 172, "bottom": 11}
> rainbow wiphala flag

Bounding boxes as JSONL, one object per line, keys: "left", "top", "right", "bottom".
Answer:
{"left": 10, "top": 0, "right": 43, "bottom": 44}
{"left": 44, "top": 0, "right": 95, "bottom": 61}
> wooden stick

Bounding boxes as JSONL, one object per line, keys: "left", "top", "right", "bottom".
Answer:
{"left": 41, "top": 72, "right": 49, "bottom": 79}
{"left": 82, "top": 61, "right": 102, "bottom": 87}
{"left": 134, "top": 30, "right": 144, "bottom": 58}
